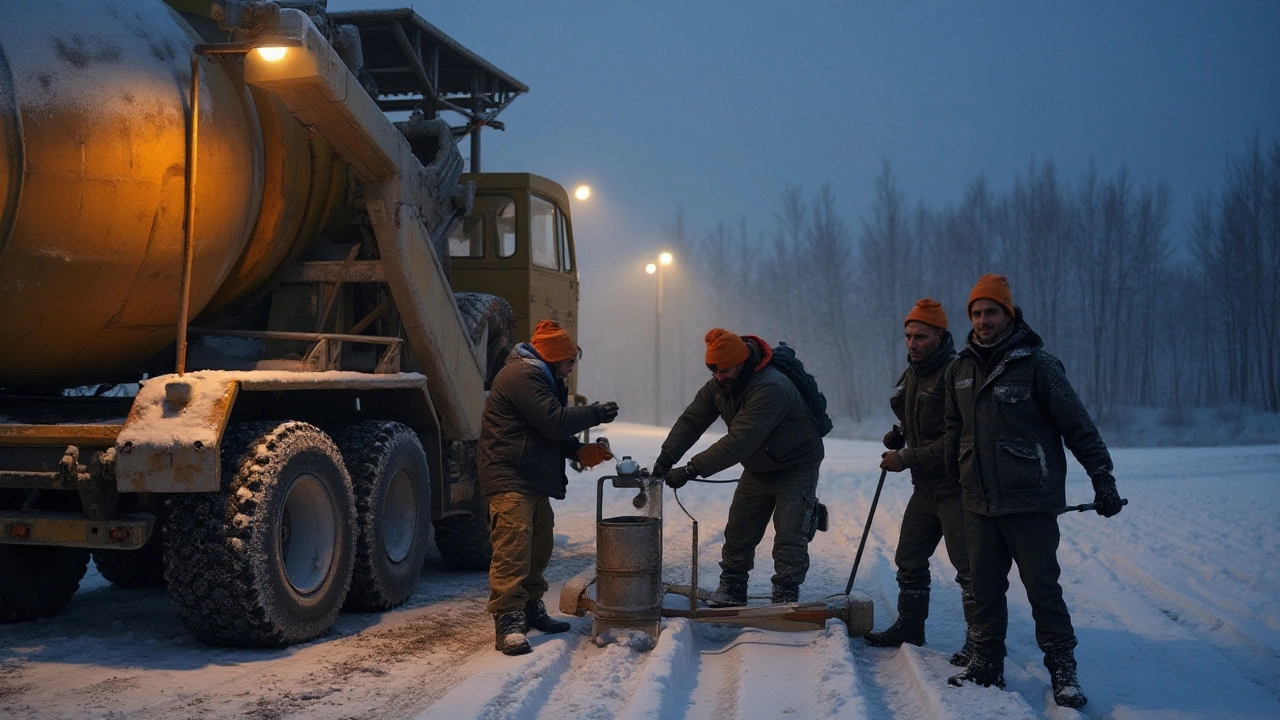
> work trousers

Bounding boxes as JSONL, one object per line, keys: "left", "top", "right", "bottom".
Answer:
{"left": 894, "top": 487, "right": 971, "bottom": 607}
{"left": 719, "top": 463, "right": 821, "bottom": 590}
{"left": 965, "top": 510, "right": 1076, "bottom": 659}
{"left": 487, "top": 491, "right": 554, "bottom": 615}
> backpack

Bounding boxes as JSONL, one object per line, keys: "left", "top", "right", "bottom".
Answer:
{"left": 770, "top": 342, "right": 834, "bottom": 437}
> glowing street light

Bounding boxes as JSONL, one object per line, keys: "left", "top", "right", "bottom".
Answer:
{"left": 647, "top": 251, "right": 674, "bottom": 425}
{"left": 574, "top": 184, "right": 591, "bottom": 200}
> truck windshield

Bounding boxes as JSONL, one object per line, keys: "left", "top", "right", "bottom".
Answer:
{"left": 450, "top": 194, "right": 516, "bottom": 258}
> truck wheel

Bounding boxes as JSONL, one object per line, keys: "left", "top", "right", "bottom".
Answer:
{"left": 455, "top": 292, "right": 516, "bottom": 388}
{"left": 93, "top": 528, "right": 166, "bottom": 588}
{"left": 335, "top": 421, "right": 431, "bottom": 610}
{"left": 164, "top": 421, "right": 356, "bottom": 647}
{"left": 434, "top": 510, "right": 493, "bottom": 570}
{"left": 0, "top": 545, "right": 89, "bottom": 622}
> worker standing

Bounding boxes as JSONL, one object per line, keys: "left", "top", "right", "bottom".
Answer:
{"left": 865, "top": 299, "right": 976, "bottom": 667}
{"left": 479, "top": 320, "right": 618, "bottom": 655}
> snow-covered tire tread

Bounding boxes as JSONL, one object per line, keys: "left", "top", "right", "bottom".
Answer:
{"left": 434, "top": 511, "right": 492, "bottom": 571}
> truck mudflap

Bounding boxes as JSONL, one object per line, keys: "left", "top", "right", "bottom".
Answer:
{"left": 0, "top": 510, "right": 153, "bottom": 550}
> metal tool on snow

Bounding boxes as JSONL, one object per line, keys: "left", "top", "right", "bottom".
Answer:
{"left": 844, "top": 467, "right": 888, "bottom": 595}
{"left": 560, "top": 461, "right": 873, "bottom": 647}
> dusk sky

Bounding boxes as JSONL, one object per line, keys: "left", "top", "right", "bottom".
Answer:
{"left": 330, "top": 1, "right": 1280, "bottom": 262}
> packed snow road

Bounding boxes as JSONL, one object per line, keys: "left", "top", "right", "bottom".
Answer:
{"left": 2, "top": 423, "right": 1277, "bottom": 719}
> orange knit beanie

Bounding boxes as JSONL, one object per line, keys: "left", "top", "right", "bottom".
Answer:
{"left": 531, "top": 320, "right": 578, "bottom": 362}
{"left": 905, "top": 298, "right": 947, "bottom": 329}
{"left": 967, "top": 274, "right": 1015, "bottom": 318}
{"left": 704, "top": 328, "right": 750, "bottom": 369}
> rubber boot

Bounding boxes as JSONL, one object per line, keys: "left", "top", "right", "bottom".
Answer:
{"left": 494, "top": 610, "right": 531, "bottom": 656}
{"left": 864, "top": 589, "right": 927, "bottom": 647}
{"left": 525, "top": 599, "right": 571, "bottom": 634}
{"left": 771, "top": 584, "right": 799, "bottom": 604}
{"left": 947, "top": 653, "right": 1005, "bottom": 689}
{"left": 1045, "top": 646, "right": 1087, "bottom": 708}
{"left": 706, "top": 578, "right": 748, "bottom": 608}
{"left": 949, "top": 591, "right": 978, "bottom": 667}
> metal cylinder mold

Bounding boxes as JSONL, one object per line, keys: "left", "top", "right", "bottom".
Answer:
{"left": 593, "top": 475, "right": 663, "bottom": 642}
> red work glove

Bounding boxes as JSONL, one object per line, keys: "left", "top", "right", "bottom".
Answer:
{"left": 577, "top": 440, "right": 613, "bottom": 469}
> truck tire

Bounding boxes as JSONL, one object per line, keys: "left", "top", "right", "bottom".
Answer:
{"left": 434, "top": 510, "right": 493, "bottom": 571}
{"left": 0, "top": 545, "right": 89, "bottom": 622}
{"left": 335, "top": 421, "right": 431, "bottom": 610}
{"left": 163, "top": 421, "right": 356, "bottom": 647}
{"left": 93, "top": 528, "right": 166, "bottom": 588}
{"left": 455, "top": 292, "right": 516, "bottom": 388}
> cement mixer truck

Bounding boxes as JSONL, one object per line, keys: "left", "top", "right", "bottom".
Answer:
{"left": 0, "top": 0, "right": 585, "bottom": 646}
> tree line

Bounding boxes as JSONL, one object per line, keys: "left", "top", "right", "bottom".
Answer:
{"left": 620, "top": 137, "right": 1280, "bottom": 426}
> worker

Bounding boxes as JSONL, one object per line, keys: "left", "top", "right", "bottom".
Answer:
{"left": 943, "top": 274, "right": 1124, "bottom": 708}
{"left": 652, "top": 328, "right": 825, "bottom": 606}
{"left": 479, "top": 320, "right": 618, "bottom": 655}
{"left": 865, "top": 299, "right": 976, "bottom": 668}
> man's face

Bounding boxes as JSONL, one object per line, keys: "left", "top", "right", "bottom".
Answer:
{"left": 969, "top": 299, "right": 1011, "bottom": 343}
{"left": 550, "top": 357, "right": 577, "bottom": 379}
{"left": 711, "top": 362, "right": 745, "bottom": 391}
{"left": 904, "top": 321, "right": 943, "bottom": 362}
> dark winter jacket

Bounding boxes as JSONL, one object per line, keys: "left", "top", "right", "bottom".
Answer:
{"left": 944, "top": 311, "right": 1114, "bottom": 516}
{"left": 657, "top": 337, "right": 824, "bottom": 477}
{"left": 478, "top": 343, "right": 607, "bottom": 499}
{"left": 890, "top": 330, "right": 958, "bottom": 494}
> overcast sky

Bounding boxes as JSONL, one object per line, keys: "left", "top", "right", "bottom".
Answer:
{"left": 330, "top": 1, "right": 1279, "bottom": 260}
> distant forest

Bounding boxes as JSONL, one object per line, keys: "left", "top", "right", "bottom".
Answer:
{"left": 587, "top": 136, "right": 1279, "bottom": 427}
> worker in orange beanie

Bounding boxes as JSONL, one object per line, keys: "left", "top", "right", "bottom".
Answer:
{"left": 652, "top": 328, "right": 826, "bottom": 607}
{"left": 944, "top": 276, "right": 1123, "bottom": 708}
{"left": 866, "top": 299, "right": 974, "bottom": 668}
{"left": 479, "top": 320, "right": 618, "bottom": 655}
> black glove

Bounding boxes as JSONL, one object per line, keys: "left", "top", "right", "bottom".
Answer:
{"left": 1092, "top": 475, "right": 1123, "bottom": 517}
{"left": 665, "top": 464, "right": 696, "bottom": 490}
{"left": 651, "top": 455, "right": 674, "bottom": 478}
{"left": 883, "top": 424, "right": 905, "bottom": 450}
{"left": 596, "top": 401, "right": 618, "bottom": 423}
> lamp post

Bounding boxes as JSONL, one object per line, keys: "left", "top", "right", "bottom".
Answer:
{"left": 645, "top": 251, "right": 673, "bottom": 425}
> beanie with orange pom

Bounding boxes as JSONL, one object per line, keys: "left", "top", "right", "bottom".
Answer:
{"left": 905, "top": 298, "right": 947, "bottom": 329}
{"left": 967, "top": 274, "right": 1015, "bottom": 318}
{"left": 704, "top": 328, "right": 750, "bottom": 369}
{"left": 530, "top": 320, "right": 578, "bottom": 362}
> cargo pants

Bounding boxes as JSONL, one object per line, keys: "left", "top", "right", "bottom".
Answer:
{"left": 894, "top": 486, "right": 972, "bottom": 606}
{"left": 487, "top": 491, "right": 555, "bottom": 616}
{"left": 964, "top": 510, "right": 1076, "bottom": 659}
{"left": 719, "top": 462, "right": 821, "bottom": 591}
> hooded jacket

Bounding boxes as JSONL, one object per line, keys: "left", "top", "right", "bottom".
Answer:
{"left": 658, "top": 337, "right": 824, "bottom": 477}
{"left": 943, "top": 310, "right": 1113, "bottom": 515}
{"left": 478, "top": 343, "right": 606, "bottom": 499}
{"left": 890, "top": 330, "right": 958, "bottom": 493}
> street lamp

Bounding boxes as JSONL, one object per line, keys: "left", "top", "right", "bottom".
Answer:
{"left": 645, "top": 251, "right": 674, "bottom": 425}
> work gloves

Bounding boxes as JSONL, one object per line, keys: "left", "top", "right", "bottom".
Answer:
{"left": 1091, "top": 475, "right": 1124, "bottom": 517}
{"left": 664, "top": 463, "right": 697, "bottom": 490}
{"left": 594, "top": 401, "right": 619, "bottom": 423}
{"left": 883, "top": 424, "right": 905, "bottom": 450}
{"left": 651, "top": 454, "right": 674, "bottom": 479}
{"left": 577, "top": 439, "right": 613, "bottom": 469}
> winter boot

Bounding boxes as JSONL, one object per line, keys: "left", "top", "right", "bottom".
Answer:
{"left": 1045, "top": 647, "right": 1087, "bottom": 708}
{"left": 706, "top": 579, "right": 748, "bottom": 608}
{"left": 950, "top": 592, "right": 978, "bottom": 667}
{"left": 494, "top": 611, "right": 531, "bottom": 656}
{"left": 771, "top": 584, "right": 799, "bottom": 604}
{"left": 525, "top": 599, "right": 571, "bottom": 634}
{"left": 864, "top": 589, "right": 928, "bottom": 647}
{"left": 947, "top": 654, "right": 1005, "bottom": 689}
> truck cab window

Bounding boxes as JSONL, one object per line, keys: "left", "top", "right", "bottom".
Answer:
{"left": 531, "top": 195, "right": 558, "bottom": 270}
{"left": 450, "top": 194, "right": 517, "bottom": 258}
{"left": 558, "top": 210, "right": 573, "bottom": 273}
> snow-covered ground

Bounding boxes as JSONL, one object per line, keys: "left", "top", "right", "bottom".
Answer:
{"left": 2, "top": 422, "right": 1277, "bottom": 719}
